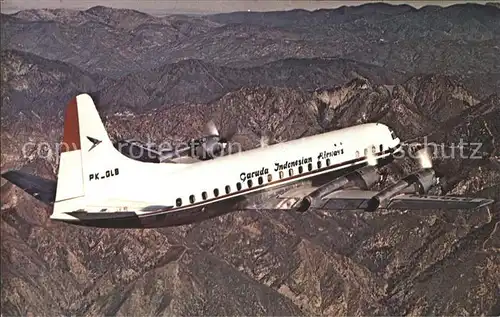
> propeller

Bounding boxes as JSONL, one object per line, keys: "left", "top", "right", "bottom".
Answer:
{"left": 413, "top": 146, "right": 446, "bottom": 192}
{"left": 196, "top": 120, "right": 238, "bottom": 159}
{"left": 416, "top": 147, "right": 433, "bottom": 169}
{"left": 366, "top": 145, "right": 378, "bottom": 166}
{"left": 218, "top": 122, "right": 238, "bottom": 151}
{"left": 204, "top": 120, "right": 220, "bottom": 137}
{"left": 260, "top": 135, "right": 270, "bottom": 148}
{"left": 259, "top": 129, "right": 272, "bottom": 148}
{"left": 157, "top": 120, "right": 238, "bottom": 162}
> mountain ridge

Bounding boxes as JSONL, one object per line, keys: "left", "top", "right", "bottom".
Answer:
{"left": 3, "top": 3, "right": 499, "bottom": 86}
{"left": 1, "top": 4, "right": 499, "bottom": 316}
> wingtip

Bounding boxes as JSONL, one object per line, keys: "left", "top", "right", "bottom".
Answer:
{"left": 1, "top": 169, "right": 17, "bottom": 179}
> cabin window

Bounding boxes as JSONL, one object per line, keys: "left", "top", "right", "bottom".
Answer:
{"left": 372, "top": 146, "right": 376, "bottom": 153}
{"left": 379, "top": 144, "right": 383, "bottom": 152}
{"left": 258, "top": 176, "right": 263, "bottom": 185}
{"left": 202, "top": 192, "right": 208, "bottom": 200}
{"left": 317, "top": 161, "right": 322, "bottom": 169}
{"left": 298, "top": 166, "right": 303, "bottom": 174}
{"left": 326, "top": 158, "right": 331, "bottom": 166}
{"left": 308, "top": 163, "right": 313, "bottom": 171}
{"left": 364, "top": 148, "right": 368, "bottom": 156}
{"left": 289, "top": 169, "right": 294, "bottom": 177}
{"left": 176, "top": 198, "right": 182, "bottom": 207}
{"left": 236, "top": 182, "right": 242, "bottom": 191}
{"left": 247, "top": 179, "right": 253, "bottom": 188}
{"left": 213, "top": 188, "right": 219, "bottom": 197}
{"left": 267, "top": 174, "right": 272, "bottom": 182}
{"left": 355, "top": 151, "right": 360, "bottom": 158}
{"left": 391, "top": 130, "right": 397, "bottom": 140}
{"left": 189, "top": 195, "right": 195, "bottom": 204}
{"left": 225, "top": 185, "right": 231, "bottom": 194}
{"left": 279, "top": 171, "right": 284, "bottom": 179}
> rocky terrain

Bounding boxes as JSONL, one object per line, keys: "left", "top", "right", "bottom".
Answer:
{"left": 1, "top": 3, "right": 500, "bottom": 316}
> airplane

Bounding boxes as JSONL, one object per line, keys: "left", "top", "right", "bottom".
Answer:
{"left": 1, "top": 93, "right": 494, "bottom": 228}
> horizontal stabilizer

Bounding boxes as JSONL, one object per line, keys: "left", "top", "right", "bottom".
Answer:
{"left": 2, "top": 170, "right": 56, "bottom": 204}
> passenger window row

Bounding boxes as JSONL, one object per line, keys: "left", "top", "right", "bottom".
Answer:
{"left": 177, "top": 147, "right": 391, "bottom": 208}
{"left": 175, "top": 172, "right": 275, "bottom": 207}
{"left": 289, "top": 158, "right": 331, "bottom": 178}
{"left": 179, "top": 158, "right": 335, "bottom": 207}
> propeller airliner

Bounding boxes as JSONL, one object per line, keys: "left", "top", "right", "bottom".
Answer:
{"left": 1, "top": 94, "right": 494, "bottom": 228}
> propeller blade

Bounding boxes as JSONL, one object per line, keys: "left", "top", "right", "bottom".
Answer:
{"left": 204, "top": 120, "right": 219, "bottom": 137}
{"left": 259, "top": 129, "right": 272, "bottom": 148}
{"left": 416, "top": 147, "right": 433, "bottom": 169}
{"left": 260, "top": 135, "right": 270, "bottom": 148}
{"left": 366, "top": 146, "right": 377, "bottom": 166}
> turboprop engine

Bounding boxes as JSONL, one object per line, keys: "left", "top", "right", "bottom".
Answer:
{"left": 160, "top": 120, "right": 237, "bottom": 162}
{"left": 293, "top": 165, "right": 380, "bottom": 212}
{"left": 189, "top": 135, "right": 227, "bottom": 160}
{"left": 365, "top": 147, "right": 440, "bottom": 211}
{"left": 365, "top": 168, "right": 437, "bottom": 211}
{"left": 293, "top": 147, "right": 441, "bottom": 213}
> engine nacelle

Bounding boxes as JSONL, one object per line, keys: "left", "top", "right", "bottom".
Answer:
{"left": 293, "top": 165, "right": 380, "bottom": 212}
{"left": 366, "top": 168, "right": 437, "bottom": 211}
{"left": 401, "top": 168, "right": 437, "bottom": 194}
{"left": 192, "top": 136, "right": 226, "bottom": 160}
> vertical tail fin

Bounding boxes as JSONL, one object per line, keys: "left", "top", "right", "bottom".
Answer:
{"left": 1, "top": 94, "right": 114, "bottom": 207}
{"left": 55, "top": 93, "right": 121, "bottom": 203}
{"left": 3, "top": 93, "right": 186, "bottom": 219}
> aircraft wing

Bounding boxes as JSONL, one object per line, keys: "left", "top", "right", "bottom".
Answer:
{"left": 269, "top": 187, "right": 494, "bottom": 211}
{"left": 1, "top": 170, "right": 56, "bottom": 204}
{"left": 380, "top": 194, "right": 494, "bottom": 210}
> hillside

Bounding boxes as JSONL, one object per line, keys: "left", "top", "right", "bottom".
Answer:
{"left": 1, "top": 3, "right": 499, "bottom": 316}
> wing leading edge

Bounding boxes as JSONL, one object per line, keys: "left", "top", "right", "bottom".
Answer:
{"left": 272, "top": 187, "right": 494, "bottom": 211}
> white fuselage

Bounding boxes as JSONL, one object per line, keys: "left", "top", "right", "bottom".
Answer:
{"left": 1, "top": 93, "right": 483, "bottom": 229}
{"left": 162, "top": 122, "right": 400, "bottom": 212}
{"left": 52, "top": 122, "right": 401, "bottom": 225}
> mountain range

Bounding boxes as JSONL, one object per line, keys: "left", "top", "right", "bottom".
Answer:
{"left": 1, "top": 3, "right": 499, "bottom": 316}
